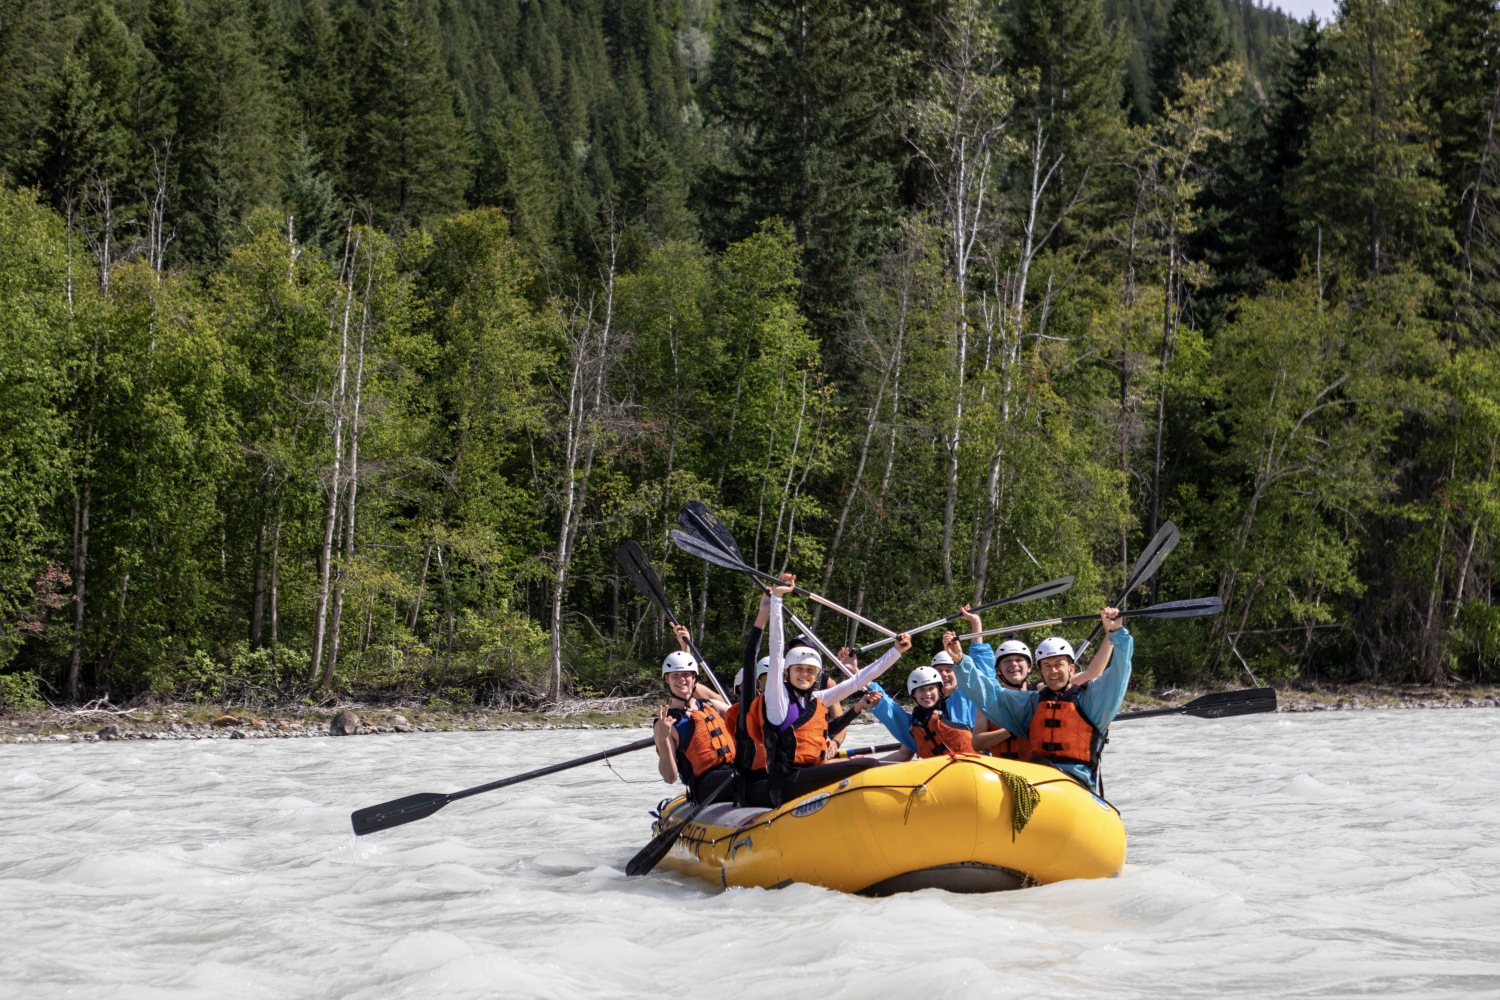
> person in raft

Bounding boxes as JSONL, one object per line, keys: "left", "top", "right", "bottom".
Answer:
{"left": 652, "top": 624, "right": 737, "bottom": 804}
{"left": 872, "top": 663, "right": 977, "bottom": 761}
{"left": 745, "top": 573, "right": 912, "bottom": 808}
{"left": 955, "top": 607, "right": 1130, "bottom": 794}
{"left": 971, "top": 616, "right": 1121, "bottom": 759}
{"left": 856, "top": 605, "right": 994, "bottom": 757}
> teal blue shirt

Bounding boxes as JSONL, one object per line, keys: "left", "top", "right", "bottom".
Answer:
{"left": 954, "top": 630, "right": 1134, "bottom": 792}
{"left": 869, "top": 642, "right": 993, "bottom": 751}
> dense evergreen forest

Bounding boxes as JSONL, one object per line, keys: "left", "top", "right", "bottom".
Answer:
{"left": 2, "top": 0, "right": 1498, "bottom": 711}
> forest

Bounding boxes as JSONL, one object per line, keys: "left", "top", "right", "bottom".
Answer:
{"left": 1, "top": 0, "right": 1498, "bottom": 711}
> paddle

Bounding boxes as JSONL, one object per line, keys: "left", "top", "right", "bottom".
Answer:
{"left": 350, "top": 736, "right": 656, "bottom": 836}
{"left": 625, "top": 776, "right": 737, "bottom": 876}
{"left": 670, "top": 528, "right": 898, "bottom": 637}
{"left": 835, "top": 742, "right": 901, "bottom": 758}
{"left": 674, "top": 500, "right": 863, "bottom": 675}
{"left": 616, "top": 540, "right": 730, "bottom": 702}
{"left": 959, "top": 596, "right": 1222, "bottom": 640}
{"left": 1114, "top": 687, "right": 1278, "bottom": 721}
{"left": 1073, "top": 521, "right": 1180, "bottom": 659}
{"left": 857, "top": 575, "right": 1076, "bottom": 654}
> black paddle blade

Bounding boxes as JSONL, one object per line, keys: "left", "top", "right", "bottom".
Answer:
{"left": 1129, "top": 596, "right": 1223, "bottom": 619}
{"left": 626, "top": 814, "right": 696, "bottom": 876}
{"left": 677, "top": 500, "right": 744, "bottom": 561}
{"left": 616, "top": 541, "right": 676, "bottom": 622}
{"left": 670, "top": 528, "right": 752, "bottom": 574}
{"left": 351, "top": 792, "right": 449, "bottom": 836}
{"left": 1184, "top": 686, "right": 1277, "bottom": 718}
{"left": 1124, "top": 521, "right": 1181, "bottom": 596}
{"left": 1114, "top": 687, "right": 1277, "bottom": 721}
{"left": 974, "top": 575, "right": 1075, "bottom": 614}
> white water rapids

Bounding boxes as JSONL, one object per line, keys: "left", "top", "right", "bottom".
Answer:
{"left": 3, "top": 710, "right": 1498, "bottom": 998}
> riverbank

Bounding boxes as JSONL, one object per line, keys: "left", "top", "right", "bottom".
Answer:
{"left": 3, "top": 683, "right": 1497, "bottom": 744}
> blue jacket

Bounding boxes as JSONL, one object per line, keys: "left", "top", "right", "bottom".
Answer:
{"left": 954, "top": 629, "right": 1134, "bottom": 792}
{"left": 869, "top": 642, "right": 992, "bottom": 751}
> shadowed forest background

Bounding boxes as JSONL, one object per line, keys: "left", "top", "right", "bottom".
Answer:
{"left": 2, "top": 0, "right": 1499, "bottom": 710}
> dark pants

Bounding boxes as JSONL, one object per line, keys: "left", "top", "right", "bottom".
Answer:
{"left": 743, "top": 757, "right": 880, "bottom": 808}
{"left": 687, "top": 764, "right": 738, "bottom": 805}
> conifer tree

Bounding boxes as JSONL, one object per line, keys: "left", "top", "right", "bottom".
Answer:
{"left": 1150, "top": 0, "right": 1234, "bottom": 112}
{"left": 1421, "top": 0, "right": 1500, "bottom": 226}
{"left": 350, "top": 0, "right": 473, "bottom": 229}
{"left": 711, "top": 0, "right": 904, "bottom": 326}
{"left": 287, "top": 0, "right": 353, "bottom": 183}
{"left": 175, "top": 0, "right": 288, "bottom": 261}
{"left": 1291, "top": 0, "right": 1447, "bottom": 276}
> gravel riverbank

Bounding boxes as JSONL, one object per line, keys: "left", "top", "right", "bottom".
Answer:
{"left": 3, "top": 684, "right": 1496, "bottom": 744}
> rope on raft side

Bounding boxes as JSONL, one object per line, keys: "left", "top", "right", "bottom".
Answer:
{"left": 998, "top": 770, "right": 1041, "bottom": 841}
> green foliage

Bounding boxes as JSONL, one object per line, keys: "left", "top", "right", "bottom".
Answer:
{"left": 1, "top": 0, "right": 1498, "bottom": 708}
{"left": 0, "top": 670, "right": 45, "bottom": 710}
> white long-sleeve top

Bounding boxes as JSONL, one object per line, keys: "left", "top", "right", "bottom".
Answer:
{"left": 765, "top": 594, "right": 902, "bottom": 726}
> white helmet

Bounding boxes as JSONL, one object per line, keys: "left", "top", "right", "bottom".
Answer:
{"left": 661, "top": 650, "right": 699, "bottom": 676}
{"left": 996, "top": 638, "right": 1032, "bottom": 662}
{"left": 733, "top": 657, "right": 772, "bottom": 687}
{"left": 1035, "top": 637, "right": 1075, "bottom": 662}
{"left": 929, "top": 650, "right": 955, "bottom": 667}
{"left": 784, "top": 646, "right": 821, "bottom": 669}
{"left": 907, "top": 665, "right": 944, "bottom": 694}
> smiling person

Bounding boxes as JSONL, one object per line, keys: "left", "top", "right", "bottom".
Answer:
{"left": 972, "top": 634, "right": 1034, "bottom": 758}
{"left": 745, "top": 573, "right": 912, "bottom": 808}
{"left": 863, "top": 604, "right": 993, "bottom": 756}
{"left": 652, "top": 626, "right": 736, "bottom": 804}
{"left": 955, "top": 607, "right": 1131, "bottom": 795}
{"left": 878, "top": 661, "right": 978, "bottom": 762}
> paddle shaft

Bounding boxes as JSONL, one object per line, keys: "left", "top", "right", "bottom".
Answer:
{"left": 785, "top": 608, "right": 855, "bottom": 679}
{"left": 350, "top": 735, "right": 657, "bottom": 835}
{"left": 836, "top": 742, "right": 901, "bottom": 758}
{"left": 958, "top": 600, "right": 1215, "bottom": 641}
{"left": 857, "top": 576, "right": 1074, "bottom": 654}
{"left": 452, "top": 735, "right": 657, "bottom": 802}
{"left": 617, "top": 542, "right": 730, "bottom": 703}
{"left": 673, "top": 529, "right": 896, "bottom": 638}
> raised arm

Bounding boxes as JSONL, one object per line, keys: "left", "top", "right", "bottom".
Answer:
{"left": 764, "top": 574, "right": 797, "bottom": 726}
{"left": 818, "top": 633, "right": 910, "bottom": 704}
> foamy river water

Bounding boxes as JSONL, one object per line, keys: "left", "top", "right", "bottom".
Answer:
{"left": 3, "top": 710, "right": 1498, "bottom": 998}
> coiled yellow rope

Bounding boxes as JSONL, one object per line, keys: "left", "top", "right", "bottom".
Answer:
{"left": 999, "top": 770, "right": 1041, "bottom": 840}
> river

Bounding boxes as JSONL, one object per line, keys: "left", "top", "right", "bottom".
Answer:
{"left": 2, "top": 710, "right": 1498, "bottom": 998}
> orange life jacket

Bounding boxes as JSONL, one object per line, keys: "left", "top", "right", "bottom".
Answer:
{"left": 668, "top": 702, "right": 735, "bottom": 779}
{"left": 755, "top": 688, "right": 828, "bottom": 769}
{"left": 987, "top": 684, "right": 1037, "bottom": 760}
{"left": 722, "top": 702, "right": 740, "bottom": 738}
{"left": 909, "top": 701, "right": 975, "bottom": 758}
{"left": 1027, "top": 685, "right": 1105, "bottom": 770}
{"left": 745, "top": 696, "right": 768, "bottom": 771}
{"left": 989, "top": 730, "right": 1035, "bottom": 761}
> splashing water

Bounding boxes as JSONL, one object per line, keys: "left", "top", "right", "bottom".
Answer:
{"left": 3, "top": 711, "right": 1498, "bottom": 998}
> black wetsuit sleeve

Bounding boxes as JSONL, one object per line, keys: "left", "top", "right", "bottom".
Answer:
{"left": 825, "top": 701, "right": 865, "bottom": 738}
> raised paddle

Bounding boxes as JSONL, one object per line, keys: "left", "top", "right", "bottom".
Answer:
{"left": 625, "top": 775, "right": 738, "bottom": 876}
{"left": 616, "top": 540, "right": 730, "bottom": 701}
{"left": 959, "top": 596, "right": 1222, "bottom": 640}
{"left": 857, "top": 575, "right": 1076, "bottom": 654}
{"left": 1113, "top": 687, "right": 1277, "bottom": 721}
{"left": 350, "top": 736, "right": 656, "bottom": 836}
{"left": 1073, "top": 521, "right": 1181, "bottom": 659}
{"left": 670, "top": 528, "right": 898, "bottom": 637}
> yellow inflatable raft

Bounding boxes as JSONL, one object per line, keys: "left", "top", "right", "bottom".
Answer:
{"left": 651, "top": 755, "right": 1125, "bottom": 894}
